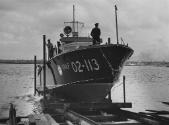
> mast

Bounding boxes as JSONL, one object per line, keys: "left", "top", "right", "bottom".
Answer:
{"left": 115, "top": 5, "right": 119, "bottom": 44}
{"left": 73, "top": 5, "right": 75, "bottom": 33}
{"left": 64, "top": 5, "right": 84, "bottom": 37}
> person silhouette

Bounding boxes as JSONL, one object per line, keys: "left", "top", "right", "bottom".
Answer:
{"left": 91, "top": 23, "right": 101, "bottom": 45}
{"left": 46, "top": 39, "right": 53, "bottom": 60}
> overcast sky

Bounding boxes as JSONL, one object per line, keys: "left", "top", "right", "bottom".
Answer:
{"left": 0, "top": 0, "right": 169, "bottom": 61}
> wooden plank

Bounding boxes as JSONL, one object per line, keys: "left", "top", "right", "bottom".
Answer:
{"left": 65, "top": 110, "right": 100, "bottom": 125}
{"left": 65, "top": 121, "right": 74, "bottom": 125}
{"left": 114, "top": 109, "right": 161, "bottom": 125}
{"left": 68, "top": 102, "right": 132, "bottom": 112}
{"left": 139, "top": 112, "right": 169, "bottom": 124}
{"left": 44, "top": 114, "right": 60, "bottom": 125}
{"left": 14, "top": 114, "right": 60, "bottom": 125}
{"left": 29, "top": 114, "right": 58, "bottom": 125}
{"left": 86, "top": 115, "right": 121, "bottom": 122}
{"left": 47, "top": 114, "right": 65, "bottom": 123}
{"left": 145, "top": 110, "right": 169, "bottom": 115}
{"left": 100, "top": 120, "right": 142, "bottom": 125}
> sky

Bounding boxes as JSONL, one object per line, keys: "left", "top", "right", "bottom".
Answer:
{"left": 0, "top": 0, "right": 169, "bottom": 61}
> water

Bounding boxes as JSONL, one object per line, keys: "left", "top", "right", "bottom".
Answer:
{"left": 112, "top": 65, "right": 169, "bottom": 112}
{"left": 0, "top": 64, "right": 42, "bottom": 117}
{"left": 0, "top": 64, "right": 169, "bottom": 118}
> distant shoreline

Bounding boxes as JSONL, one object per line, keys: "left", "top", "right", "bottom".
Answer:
{"left": 0, "top": 60, "right": 42, "bottom": 64}
{"left": 125, "top": 61, "right": 169, "bottom": 67}
{"left": 0, "top": 60, "right": 169, "bottom": 67}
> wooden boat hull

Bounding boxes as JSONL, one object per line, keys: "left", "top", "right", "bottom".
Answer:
{"left": 39, "top": 44, "right": 133, "bottom": 102}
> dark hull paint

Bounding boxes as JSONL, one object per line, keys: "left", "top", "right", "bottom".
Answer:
{"left": 49, "top": 82, "right": 113, "bottom": 102}
{"left": 41, "top": 44, "right": 133, "bottom": 102}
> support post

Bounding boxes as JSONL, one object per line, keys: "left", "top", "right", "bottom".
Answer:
{"left": 40, "top": 71, "right": 42, "bottom": 86}
{"left": 123, "top": 75, "right": 126, "bottom": 103}
{"left": 43, "top": 35, "right": 46, "bottom": 99}
{"left": 115, "top": 5, "right": 119, "bottom": 44}
{"left": 9, "top": 104, "right": 16, "bottom": 125}
{"left": 34, "top": 55, "right": 37, "bottom": 95}
{"left": 108, "top": 37, "right": 111, "bottom": 44}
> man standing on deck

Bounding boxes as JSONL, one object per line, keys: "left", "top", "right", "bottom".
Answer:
{"left": 46, "top": 39, "right": 53, "bottom": 60}
{"left": 91, "top": 23, "right": 101, "bottom": 45}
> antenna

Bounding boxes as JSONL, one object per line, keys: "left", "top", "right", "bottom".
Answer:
{"left": 115, "top": 5, "right": 119, "bottom": 44}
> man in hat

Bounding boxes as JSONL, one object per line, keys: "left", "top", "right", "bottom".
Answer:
{"left": 46, "top": 39, "right": 53, "bottom": 60}
{"left": 91, "top": 23, "right": 101, "bottom": 45}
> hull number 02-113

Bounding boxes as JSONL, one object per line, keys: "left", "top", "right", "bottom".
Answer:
{"left": 71, "top": 58, "right": 100, "bottom": 73}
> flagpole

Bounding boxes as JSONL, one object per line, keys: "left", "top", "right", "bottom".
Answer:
{"left": 115, "top": 5, "right": 119, "bottom": 44}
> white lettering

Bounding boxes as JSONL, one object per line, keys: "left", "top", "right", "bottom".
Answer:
{"left": 71, "top": 62, "right": 77, "bottom": 72}
{"left": 76, "top": 61, "right": 83, "bottom": 72}
{"left": 63, "top": 58, "right": 100, "bottom": 73}
{"left": 92, "top": 58, "right": 100, "bottom": 70}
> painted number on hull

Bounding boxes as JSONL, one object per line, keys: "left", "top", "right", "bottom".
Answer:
{"left": 71, "top": 58, "right": 100, "bottom": 73}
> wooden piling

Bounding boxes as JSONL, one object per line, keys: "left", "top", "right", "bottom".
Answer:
{"left": 43, "top": 35, "right": 46, "bottom": 99}
{"left": 9, "top": 104, "right": 16, "bottom": 125}
{"left": 34, "top": 55, "right": 37, "bottom": 95}
{"left": 123, "top": 75, "right": 126, "bottom": 103}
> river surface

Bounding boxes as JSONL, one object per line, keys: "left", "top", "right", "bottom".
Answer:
{"left": 0, "top": 64, "right": 169, "bottom": 117}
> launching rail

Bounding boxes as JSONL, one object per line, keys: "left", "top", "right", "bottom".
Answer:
{"left": 1, "top": 101, "right": 169, "bottom": 125}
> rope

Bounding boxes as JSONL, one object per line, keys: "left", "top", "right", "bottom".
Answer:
{"left": 111, "top": 82, "right": 123, "bottom": 90}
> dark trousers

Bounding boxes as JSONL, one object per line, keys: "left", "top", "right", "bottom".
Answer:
{"left": 48, "top": 49, "right": 53, "bottom": 60}
{"left": 93, "top": 37, "right": 100, "bottom": 45}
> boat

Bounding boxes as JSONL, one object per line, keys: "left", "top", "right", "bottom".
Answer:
{"left": 38, "top": 5, "right": 134, "bottom": 102}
